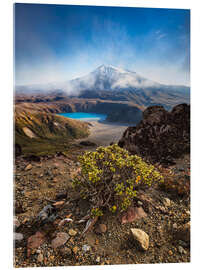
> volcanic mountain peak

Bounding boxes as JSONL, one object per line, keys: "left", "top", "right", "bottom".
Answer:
{"left": 93, "top": 64, "right": 131, "bottom": 75}
{"left": 15, "top": 64, "right": 190, "bottom": 108}
{"left": 69, "top": 64, "right": 160, "bottom": 92}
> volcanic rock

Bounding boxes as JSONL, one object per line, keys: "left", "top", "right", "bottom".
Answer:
{"left": 118, "top": 104, "right": 190, "bottom": 165}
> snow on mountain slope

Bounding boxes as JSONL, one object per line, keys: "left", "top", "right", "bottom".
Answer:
{"left": 67, "top": 65, "right": 160, "bottom": 93}
{"left": 15, "top": 65, "right": 189, "bottom": 104}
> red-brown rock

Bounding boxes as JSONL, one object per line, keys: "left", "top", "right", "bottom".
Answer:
{"left": 95, "top": 224, "right": 107, "bottom": 234}
{"left": 120, "top": 206, "right": 147, "bottom": 224}
{"left": 27, "top": 231, "right": 45, "bottom": 257}
{"left": 51, "top": 232, "right": 70, "bottom": 248}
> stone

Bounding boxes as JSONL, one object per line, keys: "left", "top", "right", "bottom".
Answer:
{"left": 60, "top": 247, "right": 72, "bottom": 256}
{"left": 68, "top": 228, "right": 77, "bottom": 236}
{"left": 95, "top": 224, "right": 107, "bottom": 234}
{"left": 37, "top": 205, "right": 55, "bottom": 223}
{"left": 25, "top": 164, "right": 32, "bottom": 171}
{"left": 27, "top": 231, "right": 45, "bottom": 250}
{"left": 27, "top": 231, "right": 45, "bottom": 257}
{"left": 51, "top": 232, "right": 70, "bottom": 248}
{"left": 52, "top": 201, "right": 65, "bottom": 208}
{"left": 162, "top": 197, "right": 171, "bottom": 207}
{"left": 37, "top": 253, "right": 44, "bottom": 263}
{"left": 72, "top": 246, "right": 79, "bottom": 254}
{"left": 82, "top": 244, "right": 91, "bottom": 252}
{"left": 121, "top": 206, "right": 147, "bottom": 224}
{"left": 137, "top": 201, "right": 143, "bottom": 206}
{"left": 168, "top": 250, "right": 173, "bottom": 255}
{"left": 175, "top": 222, "right": 190, "bottom": 242}
{"left": 172, "top": 223, "right": 178, "bottom": 230}
{"left": 14, "top": 232, "right": 23, "bottom": 242}
{"left": 178, "top": 240, "right": 188, "bottom": 247}
{"left": 14, "top": 217, "right": 20, "bottom": 228}
{"left": 178, "top": 246, "right": 187, "bottom": 255}
{"left": 130, "top": 228, "right": 149, "bottom": 251}
{"left": 156, "top": 205, "right": 167, "bottom": 213}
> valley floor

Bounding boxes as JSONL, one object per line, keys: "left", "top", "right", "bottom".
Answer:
{"left": 77, "top": 120, "right": 131, "bottom": 146}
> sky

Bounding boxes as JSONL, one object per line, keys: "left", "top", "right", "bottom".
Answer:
{"left": 14, "top": 3, "right": 190, "bottom": 86}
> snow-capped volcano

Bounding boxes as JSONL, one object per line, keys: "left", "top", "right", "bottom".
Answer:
{"left": 15, "top": 65, "right": 190, "bottom": 110}
{"left": 68, "top": 64, "right": 160, "bottom": 92}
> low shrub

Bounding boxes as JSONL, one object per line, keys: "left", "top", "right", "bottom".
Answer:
{"left": 72, "top": 144, "right": 163, "bottom": 217}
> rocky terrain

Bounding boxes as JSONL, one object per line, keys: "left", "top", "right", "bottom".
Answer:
{"left": 14, "top": 102, "right": 190, "bottom": 267}
{"left": 14, "top": 150, "right": 190, "bottom": 268}
{"left": 118, "top": 103, "right": 190, "bottom": 166}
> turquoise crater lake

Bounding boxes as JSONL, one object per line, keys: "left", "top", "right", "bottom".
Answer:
{"left": 58, "top": 112, "right": 107, "bottom": 121}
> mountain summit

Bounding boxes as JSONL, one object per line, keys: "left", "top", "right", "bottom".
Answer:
{"left": 15, "top": 64, "right": 190, "bottom": 110}
{"left": 69, "top": 64, "right": 159, "bottom": 92}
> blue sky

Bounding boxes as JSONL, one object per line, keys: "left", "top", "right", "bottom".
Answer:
{"left": 14, "top": 4, "right": 190, "bottom": 86}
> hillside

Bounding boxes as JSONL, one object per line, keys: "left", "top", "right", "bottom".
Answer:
{"left": 15, "top": 98, "right": 143, "bottom": 124}
{"left": 15, "top": 111, "right": 90, "bottom": 156}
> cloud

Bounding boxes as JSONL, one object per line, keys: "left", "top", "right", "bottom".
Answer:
{"left": 157, "top": 33, "right": 166, "bottom": 39}
{"left": 155, "top": 30, "right": 166, "bottom": 40}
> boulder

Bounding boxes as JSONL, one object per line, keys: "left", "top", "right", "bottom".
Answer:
{"left": 51, "top": 232, "right": 70, "bottom": 248}
{"left": 118, "top": 104, "right": 190, "bottom": 165}
{"left": 130, "top": 228, "right": 149, "bottom": 251}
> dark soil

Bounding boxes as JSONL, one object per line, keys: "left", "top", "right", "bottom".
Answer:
{"left": 14, "top": 149, "right": 190, "bottom": 268}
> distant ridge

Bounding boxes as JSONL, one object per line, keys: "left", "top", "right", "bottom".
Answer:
{"left": 15, "top": 65, "right": 190, "bottom": 110}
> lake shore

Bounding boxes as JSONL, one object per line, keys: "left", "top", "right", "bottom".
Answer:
{"left": 76, "top": 119, "right": 133, "bottom": 146}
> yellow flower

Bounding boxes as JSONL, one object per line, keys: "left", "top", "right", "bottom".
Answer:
{"left": 136, "top": 176, "right": 141, "bottom": 183}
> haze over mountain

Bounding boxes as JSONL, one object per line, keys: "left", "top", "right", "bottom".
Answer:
{"left": 67, "top": 64, "right": 161, "bottom": 92}
{"left": 16, "top": 65, "right": 190, "bottom": 110}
